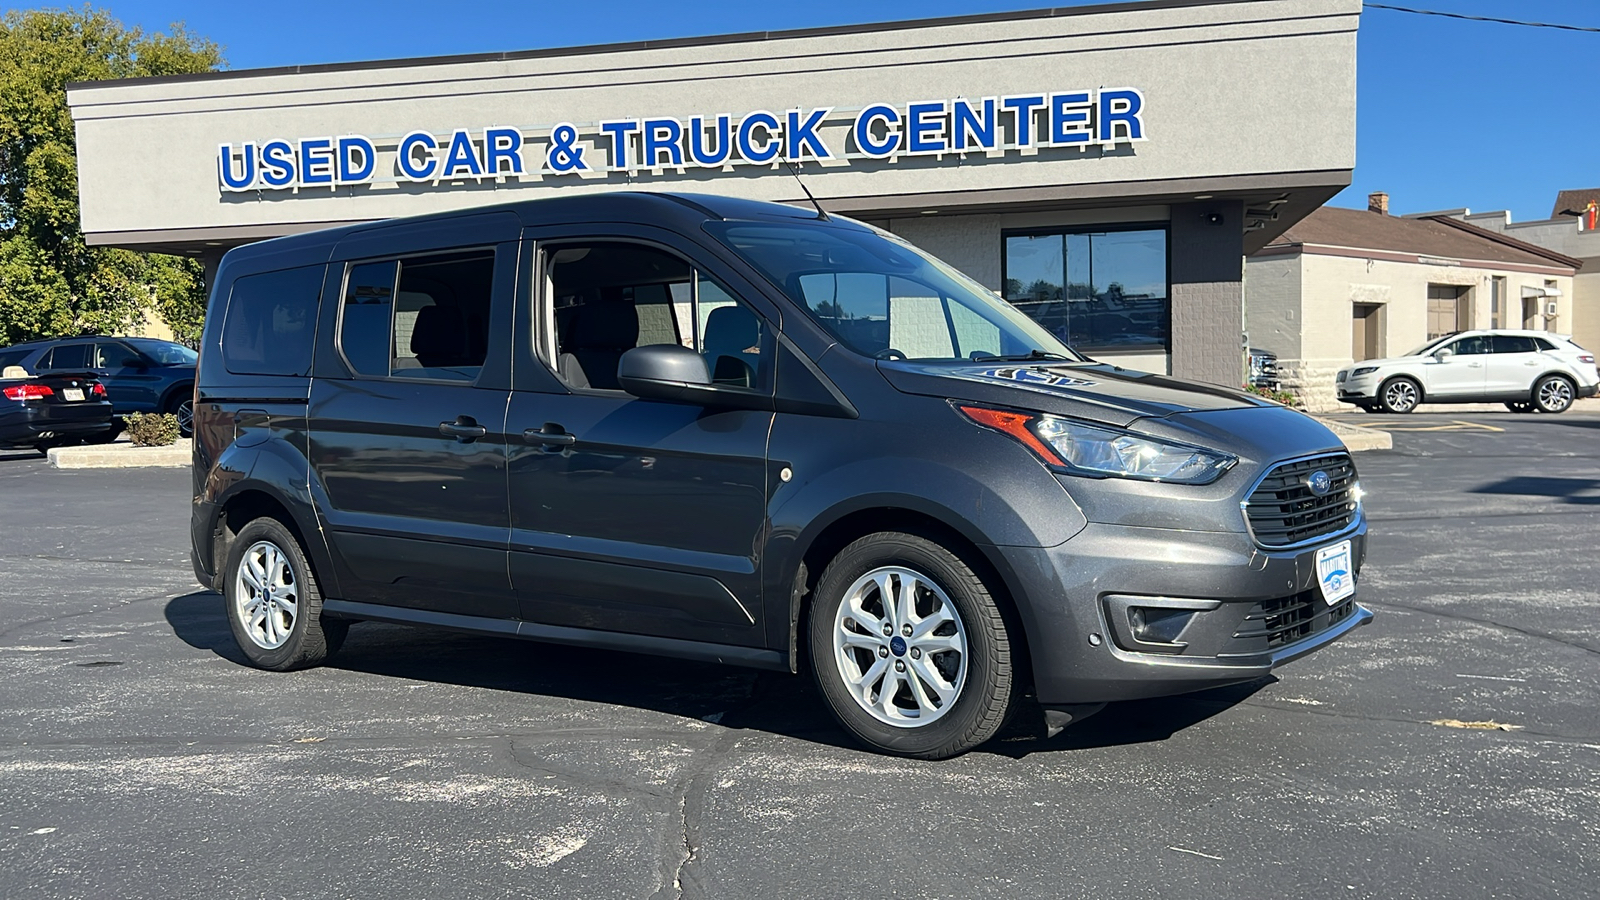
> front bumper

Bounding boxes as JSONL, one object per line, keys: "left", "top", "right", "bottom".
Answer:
{"left": 1335, "top": 376, "right": 1379, "bottom": 403}
{"left": 997, "top": 517, "right": 1370, "bottom": 706}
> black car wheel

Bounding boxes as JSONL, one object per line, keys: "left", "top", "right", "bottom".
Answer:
{"left": 808, "top": 532, "right": 1016, "bottom": 760}
{"left": 166, "top": 393, "right": 194, "bottom": 437}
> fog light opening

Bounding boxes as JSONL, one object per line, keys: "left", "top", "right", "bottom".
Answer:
{"left": 1129, "top": 607, "right": 1196, "bottom": 646}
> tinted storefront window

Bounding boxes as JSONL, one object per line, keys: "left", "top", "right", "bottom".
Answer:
{"left": 1003, "top": 227, "right": 1168, "bottom": 354}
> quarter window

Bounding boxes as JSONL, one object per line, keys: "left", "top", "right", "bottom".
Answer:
{"left": 41, "top": 343, "right": 90, "bottom": 371}
{"left": 338, "top": 250, "right": 495, "bottom": 382}
{"left": 222, "top": 265, "right": 324, "bottom": 377}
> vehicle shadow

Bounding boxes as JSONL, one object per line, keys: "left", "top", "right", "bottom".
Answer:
{"left": 0, "top": 449, "right": 44, "bottom": 463}
{"left": 164, "top": 590, "right": 1265, "bottom": 758}
{"left": 1470, "top": 475, "right": 1600, "bottom": 505}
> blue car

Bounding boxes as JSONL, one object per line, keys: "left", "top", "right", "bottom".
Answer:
{"left": 0, "top": 337, "right": 197, "bottom": 436}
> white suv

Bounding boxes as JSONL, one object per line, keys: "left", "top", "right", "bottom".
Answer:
{"left": 1336, "top": 330, "right": 1599, "bottom": 414}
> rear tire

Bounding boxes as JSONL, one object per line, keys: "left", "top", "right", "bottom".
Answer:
{"left": 1533, "top": 375, "right": 1575, "bottom": 414}
{"left": 807, "top": 532, "right": 1016, "bottom": 759}
{"left": 1378, "top": 377, "right": 1421, "bottom": 414}
{"left": 224, "top": 517, "right": 346, "bottom": 671}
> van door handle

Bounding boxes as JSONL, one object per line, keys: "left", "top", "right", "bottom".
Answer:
{"left": 439, "top": 418, "right": 488, "bottom": 442}
{"left": 523, "top": 426, "right": 576, "bottom": 446}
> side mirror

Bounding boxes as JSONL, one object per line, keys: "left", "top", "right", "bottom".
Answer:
{"left": 1433, "top": 348, "right": 1454, "bottom": 363}
{"left": 618, "top": 344, "right": 718, "bottom": 405}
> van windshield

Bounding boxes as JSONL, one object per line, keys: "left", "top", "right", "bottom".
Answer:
{"left": 705, "top": 221, "right": 1083, "bottom": 363}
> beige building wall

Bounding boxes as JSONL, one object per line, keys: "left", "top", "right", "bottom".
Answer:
{"left": 1466, "top": 212, "right": 1600, "bottom": 354}
{"left": 1247, "top": 250, "right": 1573, "bottom": 410}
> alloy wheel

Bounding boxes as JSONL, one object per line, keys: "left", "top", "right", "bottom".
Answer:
{"left": 831, "top": 566, "right": 968, "bottom": 728}
{"left": 176, "top": 399, "right": 194, "bottom": 437}
{"left": 1538, "top": 379, "right": 1573, "bottom": 413}
{"left": 1383, "top": 380, "right": 1418, "bottom": 413}
{"left": 234, "top": 540, "right": 299, "bottom": 650}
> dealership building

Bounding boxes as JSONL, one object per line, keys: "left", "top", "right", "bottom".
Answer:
{"left": 67, "top": 0, "right": 1358, "bottom": 385}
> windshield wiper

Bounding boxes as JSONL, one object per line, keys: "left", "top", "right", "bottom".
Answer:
{"left": 970, "top": 350, "right": 1076, "bottom": 363}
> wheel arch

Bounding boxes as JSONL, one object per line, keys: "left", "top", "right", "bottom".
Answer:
{"left": 206, "top": 479, "right": 334, "bottom": 599}
{"left": 158, "top": 380, "right": 195, "bottom": 412}
{"left": 1378, "top": 373, "right": 1425, "bottom": 406}
{"left": 781, "top": 498, "right": 1036, "bottom": 686}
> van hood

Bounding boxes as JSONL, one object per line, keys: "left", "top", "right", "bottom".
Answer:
{"left": 877, "top": 360, "right": 1271, "bottom": 427}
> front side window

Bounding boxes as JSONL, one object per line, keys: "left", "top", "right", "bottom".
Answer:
{"left": 222, "top": 265, "right": 324, "bottom": 377}
{"left": 706, "top": 222, "right": 1077, "bottom": 363}
{"left": 542, "top": 242, "right": 768, "bottom": 391}
{"left": 1447, "top": 336, "right": 1490, "bottom": 356}
{"left": 94, "top": 341, "right": 136, "bottom": 368}
{"left": 127, "top": 340, "right": 197, "bottom": 366}
{"left": 1004, "top": 228, "right": 1169, "bottom": 355}
{"left": 338, "top": 250, "right": 494, "bottom": 382}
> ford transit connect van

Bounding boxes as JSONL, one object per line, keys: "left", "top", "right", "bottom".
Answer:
{"left": 192, "top": 193, "right": 1371, "bottom": 758}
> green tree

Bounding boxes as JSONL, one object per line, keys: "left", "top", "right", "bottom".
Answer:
{"left": 0, "top": 7, "right": 221, "bottom": 346}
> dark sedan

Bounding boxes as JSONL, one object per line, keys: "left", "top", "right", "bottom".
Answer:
{"left": 0, "top": 371, "right": 116, "bottom": 453}
{"left": 0, "top": 337, "right": 197, "bottom": 435}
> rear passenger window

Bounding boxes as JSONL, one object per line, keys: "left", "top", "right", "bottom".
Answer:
{"left": 41, "top": 344, "right": 90, "bottom": 371}
{"left": 1490, "top": 335, "right": 1537, "bottom": 354}
{"left": 338, "top": 250, "right": 494, "bottom": 382}
{"left": 222, "top": 265, "right": 325, "bottom": 377}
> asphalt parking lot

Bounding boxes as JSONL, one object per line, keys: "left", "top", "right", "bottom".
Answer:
{"left": 2, "top": 411, "right": 1598, "bottom": 900}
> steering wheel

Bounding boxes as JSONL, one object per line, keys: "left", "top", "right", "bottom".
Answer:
{"left": 873, "top": 348, "right": 907, "bottom": 361}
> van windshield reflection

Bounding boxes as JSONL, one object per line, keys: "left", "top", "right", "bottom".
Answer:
{"left": 705, "top": 221, "right": 1083, "bottom": 363}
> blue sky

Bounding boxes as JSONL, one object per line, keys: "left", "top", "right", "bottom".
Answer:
{"left": 27, "top": 0, "right": 1600, "bottom": 222}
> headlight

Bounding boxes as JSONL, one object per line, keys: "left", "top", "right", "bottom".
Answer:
{"left": 1351, "top": 366, "right": 1378, "bottom": 377}
{"left": 957, "top": 406, "right": 1237, "bottom": 485}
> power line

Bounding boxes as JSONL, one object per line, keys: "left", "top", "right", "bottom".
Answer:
{"left": 1364, "top": 3, "right": 1600, "bottom": 33}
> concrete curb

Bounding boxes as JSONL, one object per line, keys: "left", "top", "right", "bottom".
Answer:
{"left": 49, "top": 438, "right": 191, "bottom": 469}
{"left": 1311, "top": 417, "right": 1392, "bottom": 452}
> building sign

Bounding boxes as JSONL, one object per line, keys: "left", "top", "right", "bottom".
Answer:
{"left": 216, "top": 89, "right": 1146, "bottom": 193}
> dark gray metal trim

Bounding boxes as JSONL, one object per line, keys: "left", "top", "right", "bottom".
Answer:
{"left": 66, "top": 0, "right": 1300, "bottom": 91}
{"left": 323, "top": 599, "right": 788, "bottom": 670}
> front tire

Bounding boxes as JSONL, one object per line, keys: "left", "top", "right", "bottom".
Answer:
{"left": 807, "top": 532, "right": 1016, "bottom": 759}
{"left": 1378, "top": 377, "right": 1421, "bottom": 414}
{"left": 166, "top": 392, "right": 194, "bottom": 438}
{"left": 1533, "top": 375, "right": 1575, "bottom": 414}
{"left": 224, "top": 517, "right": 346, "bottom": 671}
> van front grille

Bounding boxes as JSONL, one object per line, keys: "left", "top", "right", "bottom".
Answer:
{"left": 1243, "top": 454, "right": 1357, "bottom": 548}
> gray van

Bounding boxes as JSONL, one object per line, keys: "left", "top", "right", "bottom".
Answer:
{"left": 192, "top": 193, "right": 1370, "bottom": 758}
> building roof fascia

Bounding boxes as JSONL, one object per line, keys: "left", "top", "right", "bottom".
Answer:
{"left": 65, "top": 0, "right": 1295, "bottom": 92}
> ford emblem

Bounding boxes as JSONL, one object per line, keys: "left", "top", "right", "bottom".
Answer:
{"left": 1308, "top": 470, "right": 1333, "bottom": 496}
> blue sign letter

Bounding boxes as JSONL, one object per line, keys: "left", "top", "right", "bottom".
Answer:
{"left": 1002, "top": 95, "right": 1046, "bottom": 148}
{"left": 442, "top": 129, "right": 484, "bottom": 178}
{"left": 397, "top": 131, "right": 438, "bottom": 181}
{"left": 853, "top": 104, "right": 901, "bottom": 158}
{"left": 300, "top": 138, "right": 334, "bottom": 185}
{"left": 952, "top": 98, "right": 996, "bottom": 152}
{"left": 484, "top": 128, "right": 524, "bottom": 176}
{"left": 1049, "top": 92, "right": 1092, "bottom": 145}
{"left": 218, "top": 142, "right": 256, "bottom": 190}
{"left": 643, "top": 118, "right": 684, "bottom": 167}
{"left": 906, "top": 102, "right": 947, "bottom": 154}
{"left": 600, "top": 120, "right": 640, "bottom": 171}
{"left": 688, "top": 115, "right": 731, "bottom": 167}
{"left": 1098, "top": 89, "right": 1145, "bottom": 143}
{"left": 786, "top": 107, "right": 833, "bottom": 161}
{"left": 337, "top": 136, "right": 375, "bottom": 183}
{"left": 737, "top": 111, "right": 781, "bottom": 164}
{"left": 260, "top": 140, "right": 295, "bottom": 187}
